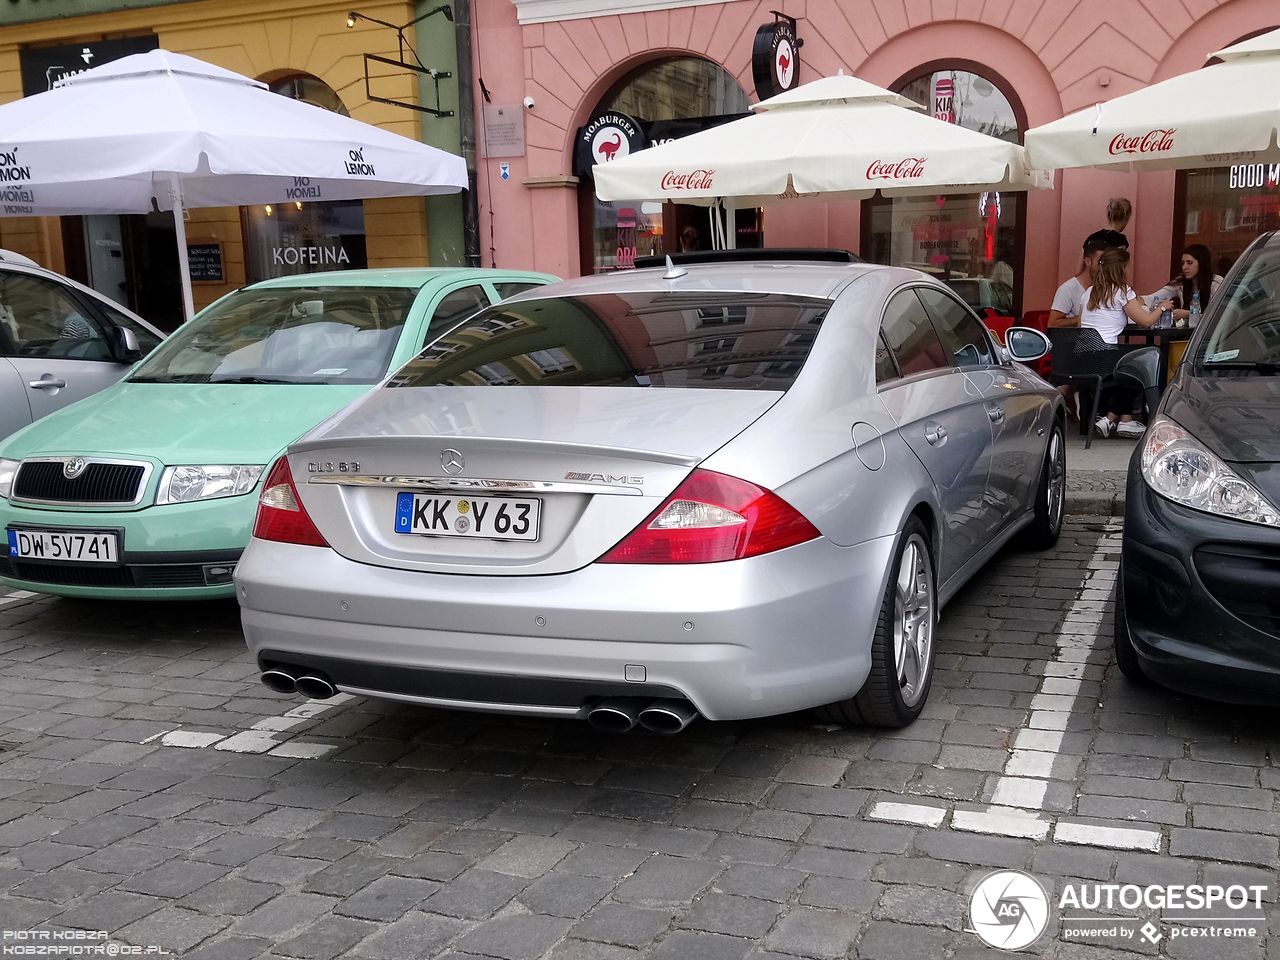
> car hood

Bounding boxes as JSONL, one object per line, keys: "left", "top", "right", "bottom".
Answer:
{"left": 1164, "top": 373, "right": 1280, "bottom": 465}
{"left": 0, "top": 382, "right": 369, "bottom": 464}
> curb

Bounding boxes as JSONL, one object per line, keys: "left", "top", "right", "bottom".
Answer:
{"left": 1065, "top": 491, "right": 1125, "bottom": 517}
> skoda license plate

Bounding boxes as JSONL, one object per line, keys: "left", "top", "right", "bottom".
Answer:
{"left": 7, "top": 528, "right": 120, "bottom": 564}
{"left": 394, "top": 493, "right": 540, "bottom": 542}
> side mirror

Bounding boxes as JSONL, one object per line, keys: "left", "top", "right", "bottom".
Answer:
{"left": 115, "top": 326, "right": 142, "bottom": 363}
{"left": 1005, "top": 326, "right": 1050, "bottom": 362}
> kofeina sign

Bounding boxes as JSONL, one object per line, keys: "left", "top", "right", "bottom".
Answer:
{"left": 18, "top": 35, "right": 158, "bottom": 96}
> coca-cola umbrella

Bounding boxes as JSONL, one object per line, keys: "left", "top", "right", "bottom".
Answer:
{"left": 1024, "top": 28, "right": 1280, "bottom": 171}
{"left": 592, "top": 74, "right": 1047, "bottom": 222}
{"left": 0, "top": 50, "right": 467, "bottom": 320}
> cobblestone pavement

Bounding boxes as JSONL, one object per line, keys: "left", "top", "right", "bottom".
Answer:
{"left": 1, "top": 518, "right": 1277, "bottom": 959}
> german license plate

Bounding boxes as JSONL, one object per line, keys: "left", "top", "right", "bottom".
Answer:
{"left": 7, "top": 528, "right": 120, "bottom": 564}
{"left": 394, "top": 493, "right": 540, "bottom": 542}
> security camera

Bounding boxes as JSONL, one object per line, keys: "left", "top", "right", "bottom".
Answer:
{"left": 522, "top": 96, "right": 535, "bottom": 110}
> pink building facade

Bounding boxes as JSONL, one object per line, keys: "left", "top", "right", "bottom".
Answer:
{"left": 473, "top": 0, "right": 1280, "bottom": 313}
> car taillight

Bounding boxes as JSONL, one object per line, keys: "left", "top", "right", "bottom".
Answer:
{"left": 252, "top": 458, "right": 329, "bottom": 547}
{"left": 598, "top": 469, "right": 819, "bottom": 564}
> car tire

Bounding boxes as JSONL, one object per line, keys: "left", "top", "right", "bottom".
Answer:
{"left": 816, "top": 516, "right": 936, "bottom": 728}
{"left": 1022, "top": 421, "right": 1065, "bottom": 549}
{"left": 1113, "top": 562, "right": 1149, "bottom": 685}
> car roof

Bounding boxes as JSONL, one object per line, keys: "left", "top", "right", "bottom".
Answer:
{"left": 510, "top": 261, "right": 928, "bottom": 301}
{"left": 246, "top": 268, "right": 556, "bottom": 291}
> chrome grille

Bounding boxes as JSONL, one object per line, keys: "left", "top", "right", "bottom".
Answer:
{"left": 13, "top": 459, "right": 149, "bottom": 506}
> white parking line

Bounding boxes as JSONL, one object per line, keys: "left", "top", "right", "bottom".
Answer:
{"left": 0, "top": 590, "right": 39, "bottom": 608}
{"left": 143, "top": 692, "right": 355, "bottom": 758}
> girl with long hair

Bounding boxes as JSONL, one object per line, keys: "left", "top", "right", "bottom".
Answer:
{"left": 1145, "top": 244, "right": 1223, "bottom": 325}
{"left": 1080, "top": 248, "right": 1171, "bottom": 438}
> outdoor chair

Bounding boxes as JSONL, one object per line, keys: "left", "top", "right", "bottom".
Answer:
{"left": 1047, "top": 328, "right": 1141, "bottom": 449}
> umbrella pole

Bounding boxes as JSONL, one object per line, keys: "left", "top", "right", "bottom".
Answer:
{"left": 724, "top": 200, "right": 736, "bottom": 250}
{"left": 169, "top": 183, "right": 196, "bottom": 323}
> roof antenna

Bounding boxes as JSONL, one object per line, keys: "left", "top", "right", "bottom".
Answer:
{"left": 663, "top": 255, "right": 688, "bottom": 280}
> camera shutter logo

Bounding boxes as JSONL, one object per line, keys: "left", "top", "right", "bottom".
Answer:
{"left": 969, "top": 870, "right": 1050, "bottom": 950}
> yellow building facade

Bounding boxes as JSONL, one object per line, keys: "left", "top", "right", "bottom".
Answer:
{"left": 0, "top": 0, "right": 432, "bottom": 317}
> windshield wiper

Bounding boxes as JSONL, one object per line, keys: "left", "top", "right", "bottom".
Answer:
{"left": 1200, "top": 360, "right": 1280, "bottom": 374}
{"left": 209, "top": 376, "right": 300, "bottom": 384}
{"left": 128, "top": 374, "right": 210, "bottom": 384}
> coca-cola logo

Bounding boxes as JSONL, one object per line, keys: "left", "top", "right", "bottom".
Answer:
{"left": 660, "top": 169, "right": 716, "bottom": 190}
{"left": 1108, "top": 128, "right": 1176, "bottom": 156}
{"left": 866, "top": 157, "right": 927, "bottom": 181}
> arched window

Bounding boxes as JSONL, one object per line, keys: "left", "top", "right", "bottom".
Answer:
{"left": 577, "top": 58, "right": 751, "bottom": 274}
{"left": 242, "top": 73, "right": 367, "bottom": 282}
{"left": 862, "top": 67, "right": 1026, "bottom": 317}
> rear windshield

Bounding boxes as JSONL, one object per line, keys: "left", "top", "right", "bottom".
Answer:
{"left": 1196, "top": 237, "right": 1280, "bottom": 371}
{"left": 129, "top": 286, "right": 417, "bottom": 385}
{"left": 386, "top": 292, "right": 831, "bottom": 391}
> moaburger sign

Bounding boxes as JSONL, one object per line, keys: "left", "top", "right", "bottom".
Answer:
{"left": 752, "top": 15, "right": 801, "bottom": 101}
{"left": 19, "top": 36, "right": 159, "bottom": 96}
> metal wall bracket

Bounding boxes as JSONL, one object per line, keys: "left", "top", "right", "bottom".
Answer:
{"left": 363, "top": 53, "right": 455, "bottom": 118}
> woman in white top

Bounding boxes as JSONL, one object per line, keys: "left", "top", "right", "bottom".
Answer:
{"left": 1080, "top": 248, "right": 1171, "bottom": 438}
{"left": 1144, "top": 244, "right": 1223, "bottom": 326}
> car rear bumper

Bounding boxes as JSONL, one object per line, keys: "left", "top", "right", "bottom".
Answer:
{"left": 0, "top": 497, "right": 254, "bottom": 599}
{"left": 236, "top": 533, "right": 897, "bottom": 721}
{"left": 1121, "top": 469, "right": 1280, "bottom": 703}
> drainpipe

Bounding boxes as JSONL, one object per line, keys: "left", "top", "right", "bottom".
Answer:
{"left": 453, "top": 0, "right": 481, "bottom": 266}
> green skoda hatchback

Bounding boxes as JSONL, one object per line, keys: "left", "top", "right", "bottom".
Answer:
{"left": 0, "top": 267, "right": 555, "bottom": 599}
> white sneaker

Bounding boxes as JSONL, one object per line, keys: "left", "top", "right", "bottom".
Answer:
{"left": 1116, "top": 420, "right": 1146, "bottom": 438}
{"left": 1095, "top": 417, "right": 1116, "bottom": 438}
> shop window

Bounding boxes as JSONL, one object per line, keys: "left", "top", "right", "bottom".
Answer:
{"left": 579, "top": 58, "right": 752, "bottom": 274}
{"left": 242, "top": 75, "right": 367, "bottom": 283}
{"left": 863, "top": 69, "right": 1025, "bottom": 317}
{"left": 1179, "top": 166, "right": 1280, "bottom": 278}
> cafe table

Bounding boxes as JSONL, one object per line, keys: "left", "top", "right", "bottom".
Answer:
{"left": 1120, "top": 325, "right": 1194, "bottom": 388}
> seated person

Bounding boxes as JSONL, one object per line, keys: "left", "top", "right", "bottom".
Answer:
{"left": 1080, "top": 248, "right": 1171, "bottom": 439}
{"left": 1144, "top": 243, "right": 1222, "bottom": 326}
{"left": 1049, "top": 230, "right": 1125, "bottom": 422}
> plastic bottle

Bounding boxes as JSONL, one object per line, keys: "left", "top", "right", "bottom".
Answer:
{"left": 1158, "top": 305, "right": 1173, "bottom": 328}
{"left": 1188, "top": 290, "right": 1201, "bottom": 328}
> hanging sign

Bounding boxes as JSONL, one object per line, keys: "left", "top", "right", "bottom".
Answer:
{"left": 752, "top": 15, "right": 801, "bottom": 100}
{"left": 572, "top": 112, "right": 645, "bottom": 176}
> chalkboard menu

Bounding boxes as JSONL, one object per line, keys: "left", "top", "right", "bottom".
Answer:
{"left": 187, "top": 243, "right": 224, "bottom": 283}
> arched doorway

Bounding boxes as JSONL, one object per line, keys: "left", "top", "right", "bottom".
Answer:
{"left": 241, "top": 74, "right": 368, "bottom": 282}
{"left": 861, "top": 66, "right": 1027, "bottom": 317}
{"left": 1173, "top": 26, "right": 1280, "bottom": 281}
{"left": 575, "top": 58, "right": 751, "bottom": 274}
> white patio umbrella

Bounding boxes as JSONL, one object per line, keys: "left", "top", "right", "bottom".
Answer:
{"left": 0, "top": 50, "right": 468, "bottom": 319}
{"left": 1025, "top": 27, "right": 1280, "bottom": 172}
{"left": 592, "top": 74, "right": 1048, "bottom": 227}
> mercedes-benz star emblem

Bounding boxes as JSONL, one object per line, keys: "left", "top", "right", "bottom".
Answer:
{"left": 440, "top": 448, "right": 465, "bottom": 475}
{"left": 62, "top": 458, "right": 88, "bottom": 480}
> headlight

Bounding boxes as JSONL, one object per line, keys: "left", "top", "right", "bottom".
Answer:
{"left": 156, "top": 465, "right": 265, "bottom": 505}
{"left": 1141, "top": 417, "right": 1280, "bottom": 527}
{"left": 0, "top": 458, "right": 17, "bottom": 500}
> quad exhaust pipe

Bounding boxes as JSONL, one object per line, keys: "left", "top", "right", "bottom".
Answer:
{"left": 259, "top": 666, "right": 338, "bottom": 701}
{"left": 586, "top": 697, "right": 699, "bottom": 734}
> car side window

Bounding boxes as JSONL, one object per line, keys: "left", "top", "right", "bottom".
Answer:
{"left": 425, "top": 285, "right": 491, "bottom": 343}
{"left": 916, "top": 287, "right": 997, "bottom": 368}
{"left": 0, "top": 272, "right": 111, "bottom": 361}
{"left": 880, "top": 289, "right": 949, "bottom": 376}
{"left": 494, "top": 281, "right": 542, "bottom": 300}
{"left": 874, "top": 332, "right": 899, "bottom": 383}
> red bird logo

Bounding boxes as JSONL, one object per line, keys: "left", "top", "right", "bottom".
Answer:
{"left": 777, "top": 51, "right": 790, "bottom": 74}
{"left": 597, "top": 132, "right": 623, "bottom": 161}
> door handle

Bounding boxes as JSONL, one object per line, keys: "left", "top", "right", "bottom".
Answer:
{"left": 924, "top": 422, "right": 948, "bottom": 445}
{"left": 28, "top": 378, "right": 67, "bottom": 390}
{"left": 987, "top": 405, "right": 1006, "bottom": 424}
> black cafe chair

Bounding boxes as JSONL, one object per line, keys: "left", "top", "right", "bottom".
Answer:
{"left": 1047, "top": 328, "right": 1141, "bottom": 449}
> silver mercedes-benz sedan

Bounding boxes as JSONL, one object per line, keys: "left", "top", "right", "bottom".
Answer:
{"left": 236, "top": 255, "right": 1063, "bottom": 731}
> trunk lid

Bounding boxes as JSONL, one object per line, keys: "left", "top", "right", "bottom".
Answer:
{"left": 288, "top": 385, "right": 781, "bottom": 575}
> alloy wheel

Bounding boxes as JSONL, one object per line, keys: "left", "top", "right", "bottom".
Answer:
{"left": 1047, "top": 429, "right": 1065, "bottom": 532}
{"left": 892, "top": 533, "right": 934, "bottom": 708}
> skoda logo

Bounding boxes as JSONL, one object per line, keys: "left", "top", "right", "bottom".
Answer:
{"left": 969, "top": 870, "right": 1050, "bottom": 951}
{"left": 62, "top": 458, "right": 88, "bottom": 480}
{"left": 440, "top": 448, "right": 465, "bottom": 475}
